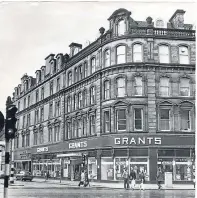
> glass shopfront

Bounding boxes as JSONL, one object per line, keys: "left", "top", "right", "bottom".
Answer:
{"left": 32, "top": 159, "right": 61, "bottom": 178}
{"left": 101, "top": 157, "right": 114, "bottom": 180}
{"left": 157, "top": 149, "right": 193, "bottom": 181}
{"left": 88, "top": 157, "right": 97, "bottom": 180}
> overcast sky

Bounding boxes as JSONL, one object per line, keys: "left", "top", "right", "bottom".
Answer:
{"left": 0, "top": 1, "right": 196, "bottom": 115}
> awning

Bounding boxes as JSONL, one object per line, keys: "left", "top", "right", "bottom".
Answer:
{"left": 57, "top": 153, "right": 82, "bottom": 158}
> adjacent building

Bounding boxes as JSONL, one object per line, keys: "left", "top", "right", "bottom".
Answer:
{"left": 12, "top": 8, "right": 195, "bottom": 183}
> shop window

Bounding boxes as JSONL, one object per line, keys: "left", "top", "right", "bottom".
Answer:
{"left": 90, "top": 86, "right": 95, "bottom": 104}
{"left": 115, "top": 158, "right": 127, "bottom": 180}
{"left": 159, "top": 45, "right": 169, "bottom": 63}
{"left": 134, "top": 108, "right": 143, "bottom": 131}
{"left": 180, "top": 78, "right": 190, "bottom": 96}
{"left": 101, "top": 157, "right": 114, "bottom": 180}
{"left": 104, "top": 80, "right": 110, "bottom": 100}
{"left": 160, "top": 77, "right": 170, "bottom": 96}
{"left": 116, "top": 77, "right": 125, "bottom": 97}
{"left": 116, "top": 46, "right": 126, "bottom": 64}
{"left": 41, "top": 87, "right": 44, "bottom": 100}
{"left": 179, "top": 46, "right": 189, "bottom": 64}
{"left": 91, "top": 58, "right": 96, "bottom": 74}
{"left": 181, "top": 109, "right": 191, "bottom": 131}
{"left": 159, "top": 109, "right": 170, "bottom": 131}
{"left": 116, "top": 109, "right": 126, "bottom": 132}
{"left": 78, "top": 65, "right": 83, "bottom": 81}
{"left": 134, "top": 76, "right": 142, "bottom": 96}
{"left": 67, "top": 96, "right": 71, "bottom": 113}
{"left": 84, "top": 62, "right": 88, "bottom": 78}
{"left": 104, "top": 111, "right": 110, "bottom": 133}
{"left": 88, "top": 157, "right": 97, "bottom": 180}
{"left": 83, "top": 90, "right": 87, "bottom": 107}
{"left": 68, "top": 71, "right": 72, "bottom": 86}
{"left": 82, "top": 117, "right": 87, "bottom": 136}
{"left": 48, "top": 127, "right": 52, "bottom": 142}
{"left": 78, "top": 92, "right": 83, "bottom": 108}
{"left": 117, "top": 20, "right": 125, "bottom": 36}
{"left": 104, "top": 49, "right": 110, "bottom": 67}
{"left": 78, "top": 119, "right": 82, "bottom": 137}
{"left": 50, "top": 82, "right": 53, "bottom": 95}
{"left": 133, "top": 44, "right": 143, "bottom": 62}
{"left": 90, "top": 115, "right": 96, "bottom": 135}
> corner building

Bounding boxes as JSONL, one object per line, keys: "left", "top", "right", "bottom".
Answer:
{"left": 12, "top": 9, "right": 195, "bottom": 183}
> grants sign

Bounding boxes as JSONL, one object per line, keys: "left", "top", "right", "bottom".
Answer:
{"left": 37, "top": 147, "right": 48, "bottom": 153}
{"left": 115, "top": 137, "right": 162, "bottom": 146}
{"left": 69, "top": 141, "right": 87, "bottom": 149}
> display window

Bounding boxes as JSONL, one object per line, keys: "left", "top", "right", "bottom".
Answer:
{"left": 88, "top": 157, "right": 97, "bottom": 180}
{"left": 115, "top": 157, "right": 128, "bottom": 180}
{"left": 101, "top": 157, "right": 114, "bottom": 180}
{"left": 129, "top": 157, "right": 149, "bottom": 181}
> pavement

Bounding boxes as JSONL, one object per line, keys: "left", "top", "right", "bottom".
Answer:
{"left": 1, "top": 177, "right": 194, "bottom": 190}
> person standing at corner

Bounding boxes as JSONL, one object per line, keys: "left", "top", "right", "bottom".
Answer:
{"left": 78, "top": 170, "right": 85, "bottom": 187}
{"left": 156, "top": 169, "right": 163, "bottom": 190}
{"left": 130, "top": 167, "right": 137, "bottom": 190}
{"left": 139, "top": 170, "right": 145, "bottom": 191}
{"left": 122, "top": 168, "right": 129, "bottom": 190}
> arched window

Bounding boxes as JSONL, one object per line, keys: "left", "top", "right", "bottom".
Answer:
{"left": 68, "top": 71, "right": 72, "bottom": 86}
{"left": 180, "top": 78, "right": 190, "bottom": 96}
{"left": 67, "top": 96, "right": 71, "bottom": 113}
{"left": 134, "top": 76, "right": 143, "bottom": 96}
{"left": 179, "top": 46, "right": 189, "bottom": 64}
{"left": 90, "top": 86, "right": 95, "bottom": 104}
{"left": 117, "top": 46, "right": 126, "bottom": 64}
{"left": 116, "top": 77, "right": 125, "bottom": 97}
{"left": 117, "top": 20, "right": 125, "bottom": 36}
{"left": 83, "top": 90, "right": 87, "bottom": 106}
{"left": 104, "top": 49, "right": 110, "bottom": 67}
{"left": 133, "top": 44, "right": 143, "bottom": 62}
{"left": 160, "top": 77, "right": 170, "bottom": 96}
{"left": 91, "top": 58, "right": 96, "bottom": 74}
{"left": 104, "top": 80, "right": 110, "bottom": 99}
{"left": 78, "top": 92, "right": 82, "bottom": 108}
{"left": 159, "top": 45, "right": 169, "bottom": 63}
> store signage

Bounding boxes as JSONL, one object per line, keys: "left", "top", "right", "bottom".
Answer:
{"left": 37, "top": 147, "right": 48, "bottom": 153}
{"left": 69, "top": 141, "right": 87, "bottom": 149}
{"left": 114, "top": 137, "right": 162, "bottom": 145}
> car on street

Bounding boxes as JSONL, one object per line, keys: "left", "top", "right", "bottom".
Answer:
{"left": 16, "top": 171, "right": 33, "bottom": 181}
{"left": 0, "top": 170, "right": 5, "bottom": 179}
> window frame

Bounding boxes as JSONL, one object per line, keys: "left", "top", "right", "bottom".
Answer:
{"left": 179, "top": 46, "right": 189, "bottom": 64}
{"left": 68, "top": 71, "right": 72, "bottom": 86}
{"left": 159, "top": 108, "right": 171, "bottom": 131}
{"left": 67, "top": 96, "right": 71, "bottom": 113}
{"left": 116, "top": 45, "right": 126, "bottom": 64}
{"left": 133, "top": 43, "right": 143, "bottom": 62}
{"left": 104, "top": 49, "right": 110, "bottom": 67}
{"left": 48, "top": 127, "right": 53, "bottom": 142}
{"left": 134, "top": 76, "right": 143, "bottom": 96}
{"left": 134, "top": 108, "right": 143, "bottom": 131}
{"left": 104, "top": 80, "right": 110, "bottom": 100}
{"left": 116, "top": 108, "right": 127, "bottom": 132}
{"left": 103, "top": 110, "right": 110, "bottom": 133}
{"left": 116, "top": 77, "right": 126, "bottom": 97}
{"left": 89, "top": 114, "right": 96, "bottom": 135}
{"left": 117, "top": 20, "right": 125, "bottom": 36}
{"left": 159, "top": 77, "right": 170, "bottom": 97}
{"left": 159, "top": 45, "right": 170, "bottom": 64}
{"left": 91, "top": 57, "right": 96, "bottom": 74}
{"left": 90, "top": 86, "right": 95, "bottom": 104}
{"left": 180, "top": 78, "right": 190, "bottom": 97}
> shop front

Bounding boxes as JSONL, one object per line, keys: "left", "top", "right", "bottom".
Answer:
{"left": 29, "top": 134, "right": 194, "bottom": 183}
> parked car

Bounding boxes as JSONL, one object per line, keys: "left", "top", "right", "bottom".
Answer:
{"left": 16, "top": 171, "right": 33, "bottom": 181}
{"left": 0, "top": 170, "right": 5, "bottom": 179}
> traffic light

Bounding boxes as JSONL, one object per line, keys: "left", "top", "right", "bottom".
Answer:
{"left": 5, "top": 105, "right": 17, "bottom": 140}
{"left": 82, "top": 154, "right": 86, "bottom": 164}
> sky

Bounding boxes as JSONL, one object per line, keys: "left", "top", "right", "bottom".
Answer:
{"left": 0, "top": 0, "right": 196, "bottom": 116}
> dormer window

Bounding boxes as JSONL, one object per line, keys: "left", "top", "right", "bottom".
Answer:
{"left": 117, "top": 20, "right": 125, "bottom": 36}
{"left": 73, "top": 48, "right": 79, "bottom": 55}
{"left": 156, "top": 19, "right": 164, "bottom": 28}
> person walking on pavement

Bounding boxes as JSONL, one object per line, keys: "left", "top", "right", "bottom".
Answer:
{"left": 78, "top": 170, "right": 85, "bottom": 187}
{"left": 156, "top": 169, "right": 163, "bottom": 190}
{"left": 84, "top": 169, "right": 90, "bottom": 187}
{"left": 139, "top": 170, "right": 145, "bottom": 191}
{"left": 130, "top": 167, "right": 136, "bottom": 190}
{"left": 122, "top": 168, "right": 129, "bottom": 189}
{"left": 45, "top": 171, "right": 49, "bottom": 181}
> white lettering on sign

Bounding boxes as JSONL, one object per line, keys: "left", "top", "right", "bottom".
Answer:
{"left": 69, "top": 141, "right": 87, "bottom": 149}
{"left": 37, "top": 147, "right": 48, "bottom": 153}
{"left": 114, "top": 137, "right": 162, "bottom": 145}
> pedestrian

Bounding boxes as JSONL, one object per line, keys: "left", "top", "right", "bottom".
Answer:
{"left": 130, "top": 167, "right": 136, "bottom": 190}
{"left": 156, "top": 169, "right": 163, "bottom": 190}
{"left": 122, "top": 168, "right": 129, "bottom": 190}
{"left": 78, "top": 170, "right": 85, "bottom": 187}
{"left": 84, "top": 170, "right": 90, "bottom": 187}
{"left": 139, "top": 170, "right": 145, "bottom": 190}
{"left": 44, "top": 171, "right": 48, "bottom": 181}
